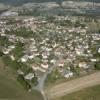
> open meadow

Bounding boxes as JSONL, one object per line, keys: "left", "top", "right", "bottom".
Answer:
{"left": 0, "top": 58, "right": 43, "bottom": 100}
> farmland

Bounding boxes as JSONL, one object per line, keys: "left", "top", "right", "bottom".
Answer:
{"left": 53, "top": 84, "right": 100, "bottom": 100}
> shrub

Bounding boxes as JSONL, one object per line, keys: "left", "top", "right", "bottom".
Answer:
{"left": 17, "top": 75, "right": 31, "bottom": 91}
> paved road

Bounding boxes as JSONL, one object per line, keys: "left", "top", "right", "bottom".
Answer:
{"left": 46, "top": 71, "right": 100, "bottom": 99}
{"left": 32, "top": 58, "right": 62, "bottom": 100}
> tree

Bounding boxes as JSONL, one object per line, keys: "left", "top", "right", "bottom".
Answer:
{"left": 12, "top": 42, "right": 24, "bottom": 59}
{"left": 2, "top": 55, "right": 12, "bottom": 66}
{"left": 0, "top": 36, "right": 13, "bottom": 46}
{"left": 10, "top": 60, "right": 21, "bottom": 70}
{"left": 0, "top": 51, "right": 4, "bottom": 57}
{"left": 33, "top": 57, "right": 41, "bottom": 64}
{"left": 74, "top": 66, "right": 80, "bottom": 75}
{"left": 2, "top": 55, "right": 22, "bottom": 70}
{"left": 46, "top": 69, "right": 62, "bottom": 83}
{"left": 17, "top": 75, "right": 31, "bottom": 91}
{"left": 31, "top": 77, "right": 38, "bottom": 86}
{"left": 95, "top": 62, "right": 100, "bottom": 70}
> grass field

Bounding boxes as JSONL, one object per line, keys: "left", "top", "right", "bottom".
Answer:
{"left": 53, "top": 84, "right": 100, "bottom": 100}
{"left": 87, "top": 21, "right": 100, "bottom": 32}
{"left": 0, "top": 58, "right": 43, "bottom": 100}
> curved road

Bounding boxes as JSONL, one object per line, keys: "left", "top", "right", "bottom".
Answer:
{"left": 32, "top": 59, "right": 62, "bottom": 100}
{"left": 46, "top": 71, "right": 100, "bottom": 99}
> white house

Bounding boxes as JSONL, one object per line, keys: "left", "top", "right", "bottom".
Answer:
{"left": 41, "top": 62, "right": 49, "bottom": 69}
{"left": 21, "top": 55, "right": 29, "bottom": 62}
{"left": 64, "top": 71, "right": 73, "bottom": 78}
{"left": 50, "top": 59, "right": 56, "bottom": 64}
{"left": 2, "top": 48, "right": 10, "bottom": 54}
{"left": 79, "top": 62, "right": 89, "bottom": 69}
{"left": 58, "top": 60, "right": 65, "bottom": 67}
{"left": 10, "top": 55, "right": 15, "bottom": 61}
{"left": 42, "top": 52, "right": 48, "bottom": 59}
{"left": 90, "top": 58, "right": 97, "bottom": 62}
{"left": 98, "top": 48, "right": 100, "bottom": 53}
{"left": 25, "top": 73, "right": 35, "bottom": 80}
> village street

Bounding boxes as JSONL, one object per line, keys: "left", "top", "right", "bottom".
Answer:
{"left": 32, "top": 58, "right": 63, "bottom": 100}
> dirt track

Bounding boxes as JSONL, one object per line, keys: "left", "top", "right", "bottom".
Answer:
{"left": 46, "top": 71, "right": 100, "bottom": 99}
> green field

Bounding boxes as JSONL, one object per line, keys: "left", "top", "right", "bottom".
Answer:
{"left": 0, "top": 58, "right": 43, "bottom": 100}
{"left": 53, "top": 84, "right": 100, "bottom": 100}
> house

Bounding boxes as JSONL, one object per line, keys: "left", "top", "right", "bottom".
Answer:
{"left": 10, "top": 55, "right": 15, "bottom": 61}
{"left": 21, "top": 55, "right": 29, "bottom": 62}
{"left": 28, "top": 54, "right": 34, "bottom": 59}
{"left": 32, "top": 64, "right": 39, "bottom": 71}
{"left": 75, "top": 48, "right": 84, "bottom": 55}
{"left": 8, "top": 45, "right": 15, "bottom": 49}
{"left": 41, "top": 62, "right": 49, "bottom": 69}
{"left": 1, "top": 11, "right": 18, "bottom": 17}
{"left": 33, "top": 51, "right": 39, "bottom": 56}
{"left": 52, "top": 43, "right": 59, "bottom": 48}
{"left": 90, "top": 58, "right": 97, "bottom": 62}
{"left": 58, "top": 60, "right": 65, "bottom": 67}
{"left": 2, "top": 48, "right": 10, "bottom": 54}
{"left": 64, "top": 71, "right": 73, "bottom": 78}
{"left": 38, "top": 67, "right": 46, "bottom": 73}
{"left": 17, "top": 70, "right": 24, "bottom": 75}
{"left": 79, "top": 62, "right": 89, "bottom": 69}
{"left": 0, "top": 33, "right": 6, "bottom": 36}
{"left": 98, "top": 48, "right": 100, "bottom": 53}
{"left": 30, "top": 46, "right": 37, "bottom": 52}
{"left": 42, "top": 59, "right": 48, "bottom": 63}
{"left": 54, "top": 47, "right": 62, "bottom": 56}
{"left": 2, "top": 45, "right": 15, "bottom": 55}
{"left": 50, "top": 59, "right": 56, "bottom": 64}
{"left": 25, "top": 73, "right": 35, "bottom": 80}
{"left": 42, "top": 52, "right": 49, "bottom": 59}
{"left": 68, "top": 29, "right": 74, "bottom": 33}
{"left": 46, "top": 48, "right": 52, "bottom": 52}
{"left": 27, "top": 51, "right": 39, "bottom": 60}
{"left": 40, "top": 40, "right": 46, "bottom": 45}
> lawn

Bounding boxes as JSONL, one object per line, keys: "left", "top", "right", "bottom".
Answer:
{"left": 53, "top": 84, "right": 100, "bottom": 100}
{"left": 0, "top": 58, "right": 43, "bottom": 100}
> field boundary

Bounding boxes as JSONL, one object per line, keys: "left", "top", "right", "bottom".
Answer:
{"left": 46, "top": 71, "right": 100, "bottom": 99}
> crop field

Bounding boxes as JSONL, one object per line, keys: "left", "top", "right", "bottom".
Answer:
{"left": 53, "top": 84, "right": 100, "bottom": 100}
